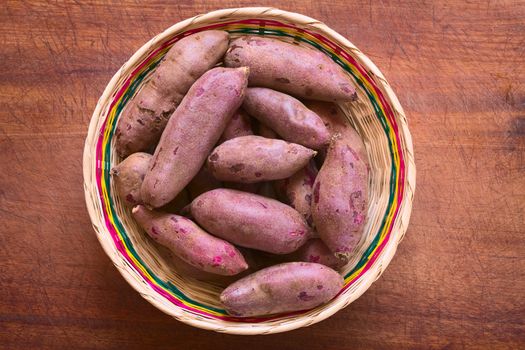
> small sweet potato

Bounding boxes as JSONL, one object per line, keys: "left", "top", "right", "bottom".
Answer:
{"left": 111, "top": 152, "right": 151, "bottom": 206}
{"left": 243, "top": 88, "right": 330, "bottom": 149}
{"left": 289, "top": 239, "right": 347, "bottom": 270}
{"left": 311, "top": 135, "right": 369, "bottom": 257}
{"left": 110, "top": 152, "right": 189, "bottom": 213}
{"left": 132, "top": 205, "right": 248, "bottom": 276}
{"left": 220, "top": 262, "right": 343, "bottom": 317}
{"left": 116, "top": 31, "right": 229, "bottom": 157}
{"left": 190, "top": 189, "right": 313, "bottom": 254}
{"left": 207, "top": 135, "right": 316, "bottom": 183}
{"left": 141, "top": 67, "right": 249, "bottom": 207}
{"left": 275, "top": 160, "right": 318, "bottom": 225}
{"left": 225, "top": 36, "right": 357, "bottom": 102}
{"left": 219, "top": 109, "right": 253, "bottom": 143}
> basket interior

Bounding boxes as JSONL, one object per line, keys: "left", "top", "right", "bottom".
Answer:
{"left": 89, "top": 15, "right": 411, "bottom": 328}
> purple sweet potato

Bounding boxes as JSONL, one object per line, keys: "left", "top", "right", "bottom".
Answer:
{"left": 186, "top": 166, "right": 222, "bottom": 200}
{"left": 191, "top": 189, "right": 313, "bottom": 254}
{"left": 304, "top": 101, "right": 369, "bottom": 166}
{"left": 116, "top": 31, "right": 229, "bottom": 157}
{"left": 219, "top": 109, "right": 253, "bottom": 143}
{"left": 207, "top": 135, "right": 316, "bottom": 183}
{"left": 243, "top": 88, "right": 330, "bottom": 150}
{"left": 166, "top": 247, "right": 256, "bottom": 285}
{"left": 132, "top": 205, "right": 248, "bottom": 276}
{"left": 111, "top": 153, "right": 189, "bottom": 213}
{"left": 224, "top": 36, "right": 357, "bottom": 102}
{"left": 289, "top": 239, "right": 347, "bottom": 270}
{"left": 111, "top": 152, "right": 151, "bottom": 206}
{"left": 141, "top": 67, "right": 249, "bottom": 207}
{"left": 312, "top": 135, "right": 369, "bottom": 257}
{"left": 275, "top": 160, "right": 318, "bottom": 225}
{"left": 220, "top": 262, "right": 343, "bottom": 317}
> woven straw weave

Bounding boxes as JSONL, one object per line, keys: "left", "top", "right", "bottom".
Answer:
{"left": 83, "top": 7, "right": 416, "bottom": 335}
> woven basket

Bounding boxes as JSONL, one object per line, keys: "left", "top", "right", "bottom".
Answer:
{"left": 83, "top": 7, "right": 416, "bottom": 335}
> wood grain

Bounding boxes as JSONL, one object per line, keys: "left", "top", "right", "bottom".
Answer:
{"left": 1, "top": 1, "right": 524, "bottom": 349}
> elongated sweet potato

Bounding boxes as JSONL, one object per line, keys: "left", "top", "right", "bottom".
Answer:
{"left": 164, "top": 247, "right": 256, "bottom": 285}
{"left": 116, "top": 31, "right": 229, "bottom": 157}
{"left": 141, "top": 67, "right": 249, "bottom": 207}
{"left": 219, "top": 109, "right": 253, "bottom": 143}
{"left": 191, "top": 189, "right": 313, "bottom": 254}
{"left": 207, "top": 135, "right": 316, "bottom": 183}
{"left": 132, "top": 205, "right": 248, "bottom": 276}
{"left": 275, "top": 160, "right": 318, "bottom": 225}
{"left": 225, "top": 36, "right": 357, "bottom": 102}
{"left": 111, "top": 152, "right": 151, "bottom": 206}
{"left": 220, "top": 262, "right": 343, "bottom": 317}
{"left": 243, "top": 88, "right": 330, "bottom": 149}
{"left": 312, "top": 135, "right": 369, "bottom": 257}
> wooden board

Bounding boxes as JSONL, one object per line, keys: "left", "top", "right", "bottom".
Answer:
{"left": 1, "top": 1, "right": 524, "bottom": 349}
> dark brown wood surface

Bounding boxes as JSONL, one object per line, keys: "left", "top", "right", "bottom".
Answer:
{"left": 1, "top": 1, "right": 524, "bottom": 349}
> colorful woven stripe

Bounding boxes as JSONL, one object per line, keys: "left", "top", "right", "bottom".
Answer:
{"left": 95, "top": 19, "right": 406, "bottom": 322}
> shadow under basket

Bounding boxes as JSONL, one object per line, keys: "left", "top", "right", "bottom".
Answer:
{"left": 83, "top": 7, "right": 416, "bottom": 335}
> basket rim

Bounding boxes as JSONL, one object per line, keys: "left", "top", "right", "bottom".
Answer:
{"left": 83, "top": 6, "right": 416, "bottom": 335}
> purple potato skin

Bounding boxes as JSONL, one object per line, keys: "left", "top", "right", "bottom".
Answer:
{"left": 141, "top": 67, "right": 249, "bottom": 207}
{"left": 224, "top": 36, "right": 357, "bottom": 102}
{"left": 207, "top": 135, "right": 316, "bottom": 183}
{"left": 111, "top": 152, "right": 151, "bottom": 207}
{"left": 275, "top": 160, "right": 318, "bottom": 226}
{"left": 255, "top": 238, "right": 346, "bottom": 270}
{"left": 243, "top": 88, "right": 330, "bottom": 150}
{"left": 190, "top": 189, "right": 313, "bottom": 254}
{"left": 220, "top": 262, "right": 343, "bottom": 317}
{"left": 290, "top": 239, "right": 347, "bottom": 270}
{"left": 219, "top": 109, "right": 253, "bottom": 143}
{"left": 304, "top": 101, "right": 369, "bottom": 167}
{"left": 132, "top": 205, "right": 248, "bottom": 276}
{"left": 116, "top": 31, "right": 229, "bottom": 157}
{"left": 111, "top": 152, "right": 188, "bottom": 213}
{"left": 311, "top": 136, "right": 369, "bottom": 258}
{"left": 166, "top": 249, "right": 254, "bottom": 285}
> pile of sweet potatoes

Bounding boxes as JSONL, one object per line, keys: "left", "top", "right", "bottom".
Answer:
{"left": 111, "top": 31, "right": 369, "bottom": 317}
